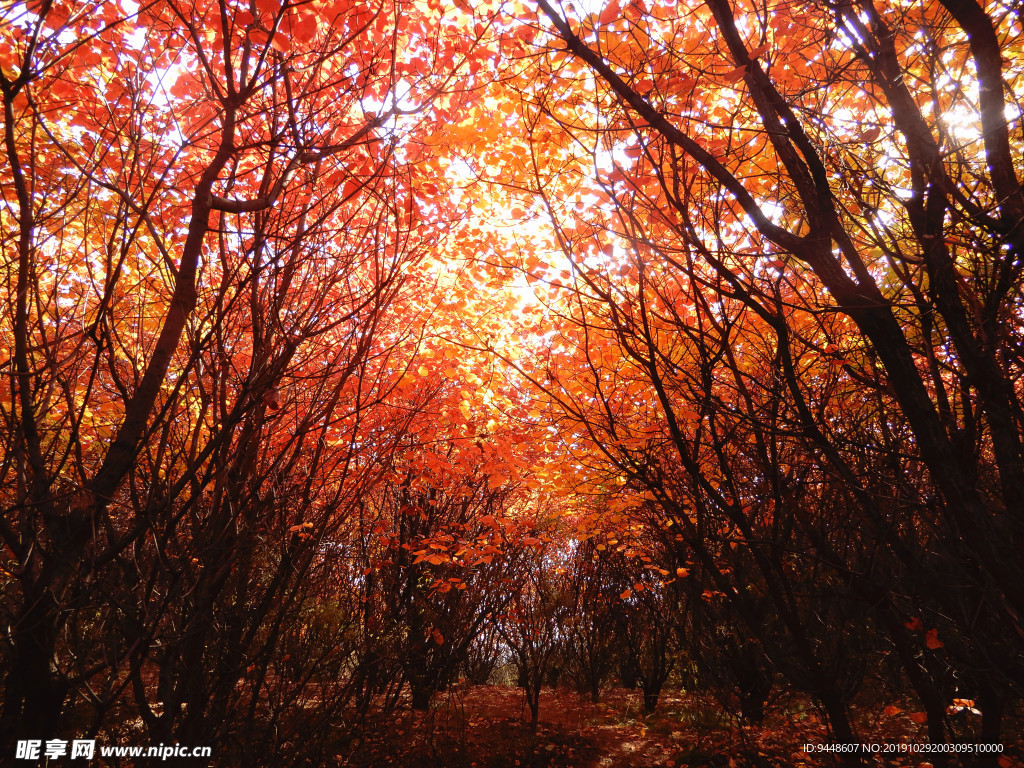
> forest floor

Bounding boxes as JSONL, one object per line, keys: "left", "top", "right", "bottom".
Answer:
{"left": 350, "top": 685, "right": 1024, "bottom": 768}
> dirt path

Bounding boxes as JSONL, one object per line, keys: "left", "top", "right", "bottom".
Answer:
{"left": 355, "top": 685, "right": 820, "bottom": 767}
{"left": 351, "top": 685, "right": 1023, "bottom": 768}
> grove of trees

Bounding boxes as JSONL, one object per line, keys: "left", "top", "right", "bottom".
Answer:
{"left": 1, "top": 0, "right": 1021, "bottom": 765}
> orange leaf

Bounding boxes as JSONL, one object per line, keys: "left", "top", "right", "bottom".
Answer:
{"left": 908, "top": 712, "right": 928, "bottom": 724}
{"left": 924, "top": 628, "right": 943, "bottom": 649}
{"left": 748, "top": 42, "right": 771, "bottom": 59}
{"left": 722, "top": 65, "right": 746, "bottom": 83}
{"left": 599, "top": 0, "right": 621, "bottom": 25}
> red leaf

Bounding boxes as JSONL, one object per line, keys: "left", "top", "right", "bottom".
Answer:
{"left": 861, "top": 126, "right": 882, "bottom": 142}
{"left": 514, "top": 25, "right": 536, "bottom": 43}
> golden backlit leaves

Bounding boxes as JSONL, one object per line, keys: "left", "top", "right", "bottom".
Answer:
{"left": 4, "top": 0, "right": 1021, "bottom": 553}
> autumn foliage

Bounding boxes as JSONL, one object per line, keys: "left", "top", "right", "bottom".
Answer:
{"left": 1, "top": 0, "right": 1022, "bottom": 765}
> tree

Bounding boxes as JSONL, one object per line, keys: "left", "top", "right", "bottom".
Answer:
{"left": 358, "top": 463, "right": 522, "bottom": 711}
{"left": 493, "top": 0, "right": 1024, "bottom": 757}
{"left": 498, "top": 537, "right": 565, "bottom": 734}
{"left": 560, "top": 536, "right": 619, "bottom": 703}
{"left": 0, "top": 0, "right": 495, "bottom": 757}
{"left": 3, "top": 0, "right": 1022, "bottom": 761}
